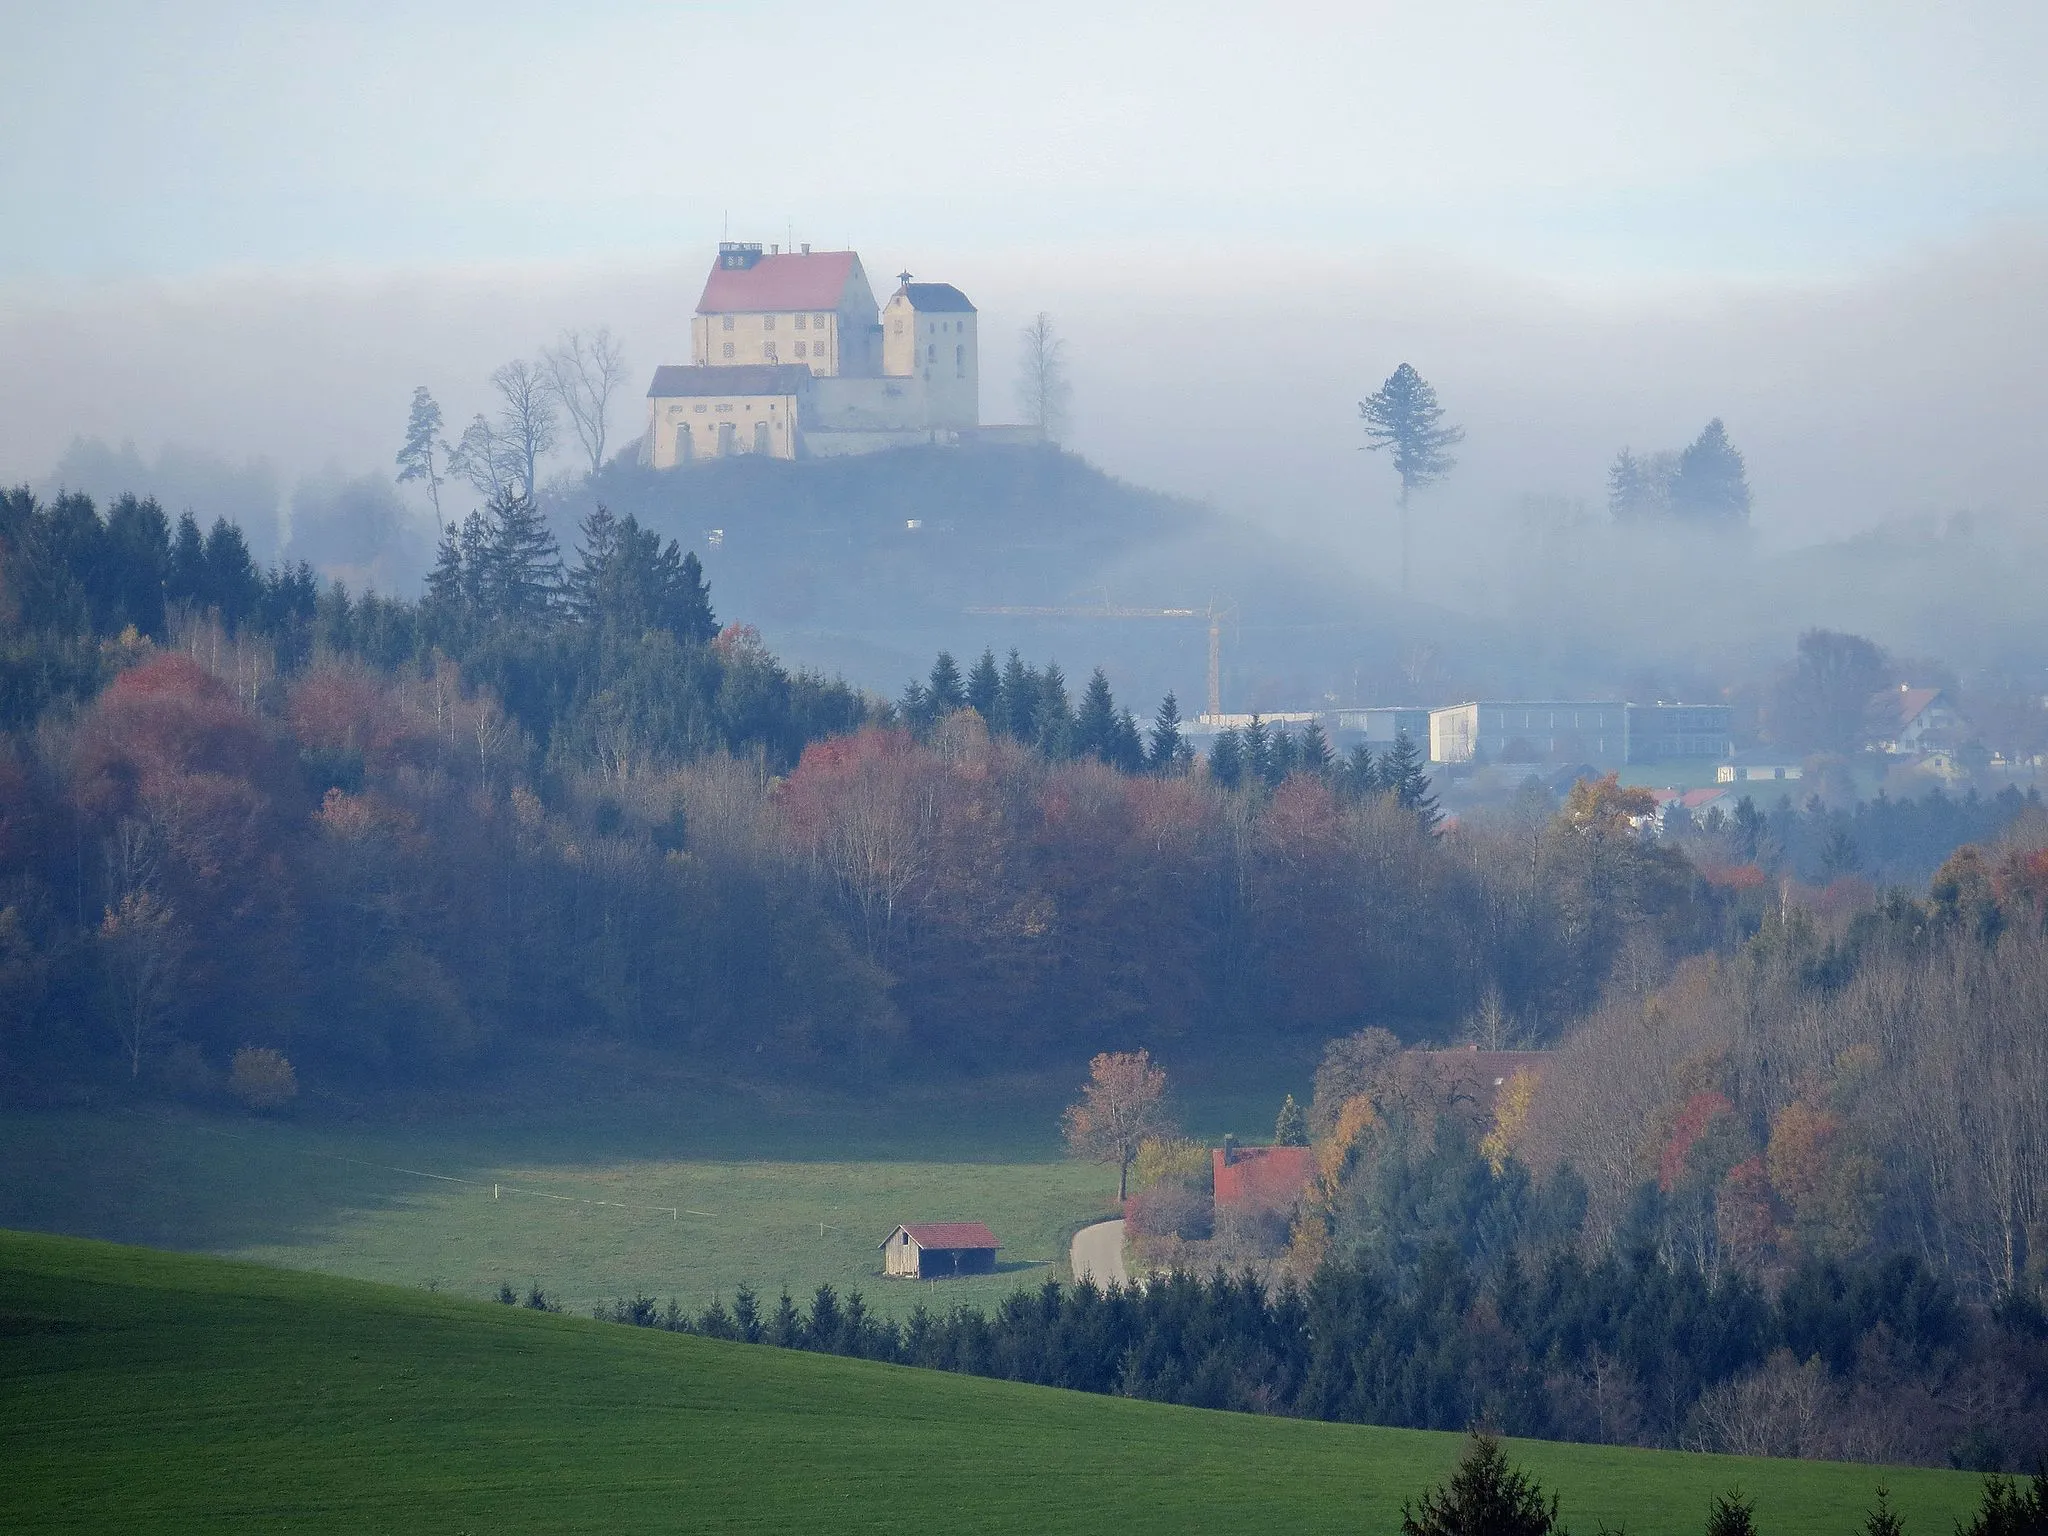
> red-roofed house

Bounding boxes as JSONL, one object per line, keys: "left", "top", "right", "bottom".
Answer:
{"left": 689, "top": 243, "right": 881, "bottom": 378}
{"left": 1212, "top": 1145, "right": 1316, "bottom": 1214}
{"left": 879, "top": 1221, "right": 1001, "bottom": 1278}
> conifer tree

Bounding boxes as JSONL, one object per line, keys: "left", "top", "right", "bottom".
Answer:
{"left": 1242, "top": 715, "right": 1271, "bottom": 784}
{"left": 1266, "top": 726, "right": 1297, "bottom": 785}
{"left": 1036, "top": 662, "right": 1073, "bottom": 759}
{"left": 1862, "top": 1486, "right": 1905, "bottom": 1536}
{"left": 1297, "top": 718, "right": 1333, "bottom": 776}
{"left": 1147, "top": 692, "right": 1186, "bottom": 774}
{"left": 1401, "top": 1432, "right": 1562, "bottom": 1536}
{"left": 1382, "top": 729, "right": 1441, "bottom": 832}
{"left": 395, "top": 385, "right": 447, "bottom": 531}
{"left": 167, "top": 511, "right": 207, "bottom": 609}
{"left": 998, "top": 650, "right": 1037, "bottom": 742}
{"left": 1341, "top": 742, "right": 1377, "bottom": 800}
{"left": 1208, "top": 727, "right": 1244, "bottom": 789}
{"left": 1110, "top": 708, "right": 1145, "bottom": 774}
{"left": 201, "top": 517, "right": 262, "bottom": 629}
{"left": 483, "top": 491, "right": 561, "bottom": 624}
{"left": 1671, "top": 418, "right": 1751, "bottom": 525}
{"left": 1704, "top": 1490, "right": 1757, "bottom": 1536}
{"left": 1075, "top": 667, "right": 1119, "bottom": 763}
{"left": 1359, "top": 362, "right": 1463, "bottom": 596}
{"left": 966, "top": 648, "right": 1001, "bottom": 722}
{"left": 928, "top": 651, "right": 967, "bottom": 714}
{"left": 1275, "top": 1094, "right": 1309, "bottom": 1146}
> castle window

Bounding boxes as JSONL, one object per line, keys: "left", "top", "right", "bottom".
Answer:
{"left": 693, "top": 404, "right": 707, "bottom": 413}
{"left": 722, "top": 315, "right": 734, "bottom": 331}
{"left": 927, "top": 343, "right": 936, "bottom": 362}
{"left": 794, "top": 340, "right": 807, "bottom": 358}
{"left": 763, "top": 314, "right": 776, "bottom": 330}
{"left": 793, "top": 313, "right": 806, "bottom": 330}
{"left": 722, "top": 342, "right": 735, "bottom": 359}
{"left": 763, "top": 341, "right": 777, "bottom": 360}
{"left": 891, "top": 320, "right": 903, "bottom": 334}
{"left": 956, "top": 344, "right": 964, "bottom": 365}
{"left": 813, "top": 314, "right": 828, "bottom": 328}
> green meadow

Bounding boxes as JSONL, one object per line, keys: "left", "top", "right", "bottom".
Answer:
{"left": 0, "top": 1230, "right": 1988, "bottom": 1535}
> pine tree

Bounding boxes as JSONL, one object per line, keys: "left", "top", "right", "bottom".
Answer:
{"left": 1147, "top": 692, "right": 1185, "bottom": 775}
{"left": 1359, "top": 362, "right": 1464, "bottom": 596}
{"left": 1297, "top": 718, "right": 1333, "bottom": 776}
{"left": 483, "top": 492, "right": 561, "bottom": 625}
{"left": 167, "top": 511, "right": 207, "bottom": 609}
{"left": 395, "top": 385, "right": 447, "bottom": 531}
{"left": 1208, "top": 727, "right": 1244, "bottom": 789}
{"left": 1402, "top": 1432, "right": 1563, "bottom": 1536}
{"left": 1670, "top": 418, "right": 1751, "bottom": 525}
{"left": 1704, "top": 1490, "right": 1757, "bottom": 1536}
{"left": 768, "top": 1289, "right": 803, "bottom": 1348}
{"left": 1275, "top": 1094, "right": 1309, "bottom": 1146}
{"left": 674, "top": 551, "right": 716, "bottom": 644}
{"left": 1242, "top": 715, "right": 1271, "bottom": 784}
{"left": 1383, "top": 729, "right": 1441, "bottom": 832}
{"left": 1074, "top": 667, "right": 1119, "bottom": 763}
{"left": 1110, "top": 708, "right": 1145, "bottom": 774}
{"left": 1862, "top": 1486, "right": 1906, "bottom": 1536}
{"left": 201, "top": 517, "right": 261, "bottom": 629}
{"left": 966, "top": 649, "right": 1001, "bottom": 722}
{"left": 928, "top": 651, "right": 967, "bottom": 714}
{"left": 998, "top": 650, "right": 1037, "bottom": 742}
{"left": 1265, "top": 726, "right": 1297, "bottom": 785}
{"left": 1341, "top": 742, "right": 1377, "bottom": 800}
{"left": 1036, "top": 662, "right": 1072, "bottom": 759}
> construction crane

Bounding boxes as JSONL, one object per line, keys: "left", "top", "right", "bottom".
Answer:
{"left": 963, "top": 599, "right": 1236, "bottom": 718}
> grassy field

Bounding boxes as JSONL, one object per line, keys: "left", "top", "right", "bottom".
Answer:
{"left": 0, "top": 1051, "right": 1321, "bottom": 1318}
{"left": 0, "top": 1230, "right": 1988, "bottom": 1535}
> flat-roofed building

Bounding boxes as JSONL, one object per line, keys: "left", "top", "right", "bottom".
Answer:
{"left": 1429, "top": 701, "right": 1628, "bottom": 765}
{"left": 1623, "top": 703, "right": 1733, "bottom": 763}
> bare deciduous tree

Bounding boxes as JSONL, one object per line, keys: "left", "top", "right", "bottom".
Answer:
{"left": 490, "top": 358, "right": 559, "bottom": 497}
{"left": 1015, "top": 311, "right": 1072, "bottom": 442}
{"left": 100, "top": 888, "right": 185, "bottom": 1080}
{"left": 544, "top": 328, "right": 628, "bottom": 475}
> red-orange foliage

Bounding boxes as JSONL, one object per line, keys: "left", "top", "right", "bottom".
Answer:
{"left": 287, "top": 664, "right": 421, "bottom": 775}
{"left": 71, "top": 654, "right": 285, "bottom": 820}
{"left": 1658, "top": 1090, "right": 1735, "bottom": 1192}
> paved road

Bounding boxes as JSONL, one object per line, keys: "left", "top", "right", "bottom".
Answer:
{"left": 1069, "top": 1219, "right": 1127, "bottom": 1287}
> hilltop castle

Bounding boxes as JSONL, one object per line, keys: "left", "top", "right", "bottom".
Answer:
{"left": 642, "top": 241, "right": 1030, "bottom": 465}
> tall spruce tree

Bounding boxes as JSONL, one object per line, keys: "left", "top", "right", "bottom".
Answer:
{"left": 998, "top": 650, "right": 1037, "bottom": 742}
{"left": 167, "top": 511, "right": 207, "bottom": 609}
{"left": 1035, "top": 662, "right": 1073, "bottom": 759}
{"left": 1265, "top": 726, "right": 1297, "bottom": 785}
{"left": 1147, "top": 692, "right": 1186, "bottom": 774}
{"left": 1297, "top": 718, "right": 1333, "bottom": 777}
{"left": 1208, "top": 727, "right": 1244, "bottom": 789}
{"left": 1075, "top": 667, "right": 1119, "bottom": 763}
{"left": 483, "top": 491, "right": 561, "bottom": 625}
{"left": 1242, "top": 715, "right": 1271, "bottom": 784}
{"left": 1359, "top": 362, "right": 1463, "bottom": 596}
{"left": 1341, "top": 742, "right": 1377, "bottom": 800}
{"left": 1670, "top": 418, "right": 1751, "bottom": 525}
{"left": 966, "top": 649, "right": 1001, "bottom": 722}
{"left": 927, "top": 651, "right": 967, "bottom": 714}
{"left": 201, "top": 517, "right": 262, "bottom": 629}
{"left": 1382, "top": 729, "right": 1441, "bottom": 832}
{"left": 1110, "top": 708, "right": 1145, "bottom": 774}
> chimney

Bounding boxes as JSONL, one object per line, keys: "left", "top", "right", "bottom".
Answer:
{"left": 801, "top": 242, "right": 811, "bottom": 254}
{"left": 770, "top": 243, "right": 780, "bottom": 255}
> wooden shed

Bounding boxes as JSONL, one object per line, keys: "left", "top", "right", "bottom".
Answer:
{"left": 879, "top": 1222, "right": 1000, "bottom": 1278}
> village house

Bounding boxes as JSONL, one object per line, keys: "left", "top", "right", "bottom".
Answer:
{"left": 879, "top": 1221, "right": 1000, "bottom": 1278}
{"left": 1869, "top": 685, "right": 1963, "bottom": 755}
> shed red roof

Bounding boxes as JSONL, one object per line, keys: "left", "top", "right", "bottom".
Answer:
{"left": 697, "top": 250, "right": 860, "bottom": 314}
{"left": 888, "top": 1221, "right": 999, "bottom": 1251}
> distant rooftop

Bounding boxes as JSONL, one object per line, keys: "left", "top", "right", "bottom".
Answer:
{"left": 697, "top": 247, "right": 861, "bottom": 314}
{"left": 646, "top": 364, "right": 814, "bottom": 397}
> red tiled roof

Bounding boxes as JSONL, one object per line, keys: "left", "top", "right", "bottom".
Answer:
{"left": 697, "top": 251, "right": 860, "bottom": 314}
{"left": 889, "top": 1221, "right": 999, "bottom": 1251}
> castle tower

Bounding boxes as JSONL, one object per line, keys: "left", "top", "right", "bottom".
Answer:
{"left": 881, "top": 276, "right": 978, "bottom": 429}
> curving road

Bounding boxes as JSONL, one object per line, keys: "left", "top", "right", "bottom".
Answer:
{"left": 1069, "top": 1218, "right": 1127, "bottom": 1288}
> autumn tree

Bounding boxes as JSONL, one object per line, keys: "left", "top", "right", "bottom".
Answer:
{"left": 1063, "top": 1048, "right": 1172, "bottom": 1200}
{"left": 100, "top": 889, "right": 185, "bottom": 1079}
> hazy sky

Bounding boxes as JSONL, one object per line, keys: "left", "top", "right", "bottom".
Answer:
{"left": 5, "top": 2, "right": 2044, "bottom": 279}
{"left": 3, "top": 2, "right": 2045, "bottom": 554}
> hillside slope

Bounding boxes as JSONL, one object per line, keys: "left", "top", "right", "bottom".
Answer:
{"left": 0, "top": 1231, "right": 1983, "bottom": 1535}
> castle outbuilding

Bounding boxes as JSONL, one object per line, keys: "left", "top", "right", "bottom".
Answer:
{"left": 645, "top": 241, "right": 1022, "bottom": 465}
